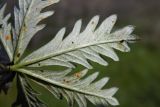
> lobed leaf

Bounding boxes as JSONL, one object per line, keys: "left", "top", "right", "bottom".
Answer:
{"left": 19, "top": 15, "right": 137, "bottom": 69}
{"left": 0, "top": 1, "right": 138, "bottom": 107}
{"left": 13, "top": 0, "right": 60, "bottom": 63}
{"left": 17, "top": 69, "right": 119, "bottom": 107}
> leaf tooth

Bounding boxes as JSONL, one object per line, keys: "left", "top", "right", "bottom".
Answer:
{"left": 74, "top": 72, "right": 99, "bottom": 87}
{"left": 108, "top": 42, "right": 130, "bottom": 52}
{"left": 64, "top": 90, "right": 74, "bottom": 107}
{"left": 72, "top": 69, "right": 88, "bottom": 79}
{"left": 79, "top": 48, "right": 108, "bottom": 66}
{"left": 38, "top": 0, "right": 60, "bottom": 9}
{"left": 77, "top": 69, "right": 88, "bottom": 78}
{"left": 63, "top": 19, "right": 82, "bottom": 44}
{"left": 18, "top": 0, "right": 24, "bottom": 12}
{"left": 58, "top": 89, "right": 74, "bottom": 106}
{"left": 38, "top": 11, "right": 54, "bottom": 22}
{"left": 100, "top": 88, "right": 119, "bottom": 106}
{"left": 0, "top": 4, "right": 7, "bottom": 16}
{"left": 95, "top": 44, "right": 119, "bottom": 61}
{"left": 127, "top": 34, "right": 139, "bottom": 42}
{"left": 49, "top": 86, "right": 62, "bottom": 99}
{"left": 65, "top": 52, "right": 92, "bottom": 69}
{"left": 22, "top": 0, "right": 28, "bottom": 14}
{"left": 84, "top": 15, "right": 100, "bottom": 32}
{"left": 92, "top": 77, "right": 109, "bottom": 89}
{"left": 102, "top": 87, "right": 118, "bottom": 97}
{"left": 55, "top": 69, "right": 72, "bottom": 77}
{"left": 35, "top": 24, "right": 46, "bottom": 33}
{"left": 74, "top": 94, "right": 87, "bottom": 107}
{"left": 51, "top": 59, "right": 75, "bottom": 68}
{"left": 3, "top": 14, "right": 11, "bottom": 22}
{"left": 14, "top": 7, "right": 20, "bottom": 33}
{"left": 85, "top": 96, "right": 100, "bottom": 106}
{"left": 124, "top": 25, "right": 135, "bottom": 35}
{"left": 70, "top": 19, "right": 82, "bottom": 37}
{"left": 106, "top": 97, "right": 119, "bottom": 106}
{"left": 100, "top": 99, "right": 109, "bottom": 106}
{"left": 47, "top": 0, "right": 60, "bottom": 4}
{"left": 121, "top": 42, "right": 130, "bottom": 52}
{"left": 52, "top": 56, "right": 75, "bottom": 68}
{"left": 112, "top": 25, "right": 135, "bottom": 39}
{"left": 96, "top": 14, "right": 117, "bottom": 35}
{"left": 63, "top": 69, "right": 89, "bottom": 85}
{"left": 53, "top": 27, "right": 66, "bottom": 43}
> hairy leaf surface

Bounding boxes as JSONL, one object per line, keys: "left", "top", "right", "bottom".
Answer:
{"left": 17, "top": 69, "right": 119, "bottom": 107}
{"left": 14, "top": 0, "right": 59, "bottom": 62}
{"left": 19, "top": 15, "right": 137, "bottom": 69}
{"left": 0, "top": 0, "right": 138, "bottom": 107}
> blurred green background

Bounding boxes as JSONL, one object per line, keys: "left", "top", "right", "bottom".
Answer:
{"left": 0, "top": 0, "right": 160, "bottom": 107}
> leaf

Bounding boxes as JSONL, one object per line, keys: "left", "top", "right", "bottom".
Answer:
{"left": 0, "top": 4, "right": 14, "bottom": 61}
{"left": 13, "top": 0, "right": 60, "bottom": 63}
{"left": 0, "top": 4, "right": 15, "bottom": 93}
{"left": 17, "top": 69, "right": 119, "bottom": 107}
{"left": 0, "top": 1, "right": 138, "bottom": 107}
{"left": 17, "top": 15, "right": 137, "bottom": 69}
{"left": 12, "top": 74, "right": 45, "bottom": 107}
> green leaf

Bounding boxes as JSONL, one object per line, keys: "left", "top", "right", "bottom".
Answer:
{"left": 18, "top": 15, "right": 137, "bottom": 69}
{"left": 13, "top": 0, "right": 60, "bottom": 63}
{"left": 12, "top": 74, "right": 45, "bottom": 107}
{"left": 17, "top": 69, "right": 119, "bottom": 107}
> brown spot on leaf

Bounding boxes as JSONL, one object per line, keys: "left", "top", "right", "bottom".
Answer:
{"left": 74, "top": 72, "right": 81, "bottom": 78}
{"left": 63, "top": 79, "right": 70, "bottom": 84}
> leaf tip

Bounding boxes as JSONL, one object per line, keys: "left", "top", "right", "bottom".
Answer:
{"left": 110, "top": 14, "right": 118, "bottom": 21}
